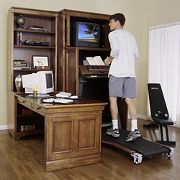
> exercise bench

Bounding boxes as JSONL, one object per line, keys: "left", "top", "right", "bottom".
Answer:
{"left": 148, "top": 83, "right": 176, "bottom": 146}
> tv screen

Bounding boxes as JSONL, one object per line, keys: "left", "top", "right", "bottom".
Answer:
{"left": 45, "top": 73, "right": 53, "bottom": 88}
{"left": 75, "top": 22, "right": 100, "bottom": 47}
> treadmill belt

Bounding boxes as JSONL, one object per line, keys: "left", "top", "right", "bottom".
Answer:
{"left": 102, "top": 128, "right": 169, "bottom": 157}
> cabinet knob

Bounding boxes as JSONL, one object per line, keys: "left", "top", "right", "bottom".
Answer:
{"left": 37, "top": 106, "right": 41, "bottom": 110}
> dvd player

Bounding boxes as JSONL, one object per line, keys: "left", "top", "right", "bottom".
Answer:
{"left": 23, "top": 39, "right": 50, "bottom": 46}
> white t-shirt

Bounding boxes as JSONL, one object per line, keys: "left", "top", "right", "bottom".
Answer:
{"left": 108, "top": 29, "right": 139, "bottom": 77}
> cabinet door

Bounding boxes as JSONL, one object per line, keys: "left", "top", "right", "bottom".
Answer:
{"left": 46, "top": 111, "right": 101, "bottom": 161}
{"left": 74, "top": 113, "right": 101, "bottom": 156}
{"left": 65, "top": 48, "right": 79, "bottom": 94}
{"left": 46, "top": 115, "right": 74, "bottom": 160}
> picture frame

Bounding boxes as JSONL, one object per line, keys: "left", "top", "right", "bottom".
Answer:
{"left": 32, "top": 55, "right": 49, "bottom": 70}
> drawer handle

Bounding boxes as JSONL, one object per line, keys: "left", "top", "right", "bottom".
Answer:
{"left": 37, "top": 106, "right": 41, "bottom": 109}
{"left": 18, "top": 100, "right": 26, "bottom": 103}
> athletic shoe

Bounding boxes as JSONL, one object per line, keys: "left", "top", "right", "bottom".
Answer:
{"left": 126, "top": 129, "right": 142, "bottom": 142}
{"left": 106, "top": 127, "right": 120, "bottom": 138}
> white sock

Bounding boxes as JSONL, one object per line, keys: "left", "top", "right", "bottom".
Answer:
{"left": 131, "top": 119, "right": 137, "bottom": 131}
{"left": 112, "top": 119, "right": 118, "bottom": 130}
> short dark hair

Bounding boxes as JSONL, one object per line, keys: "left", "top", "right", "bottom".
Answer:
{"left": 110, "top": 13, "right": 126, "bottom": 26}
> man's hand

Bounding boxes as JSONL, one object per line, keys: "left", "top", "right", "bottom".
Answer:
{"left": 104, "top": 56, "right": 112, "bottom": 65}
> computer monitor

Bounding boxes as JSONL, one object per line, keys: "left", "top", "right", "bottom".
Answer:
{"left": 22, "top": 71, "right": 54, "bottom": 94}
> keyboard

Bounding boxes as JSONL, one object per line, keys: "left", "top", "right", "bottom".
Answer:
{"left": 87, "top": 65, "right": 109, "bottom": 72}
{"left": 54, "top": 98, "right": 73, "bottom": 104}
{"left": 42, "top": 98, "right": 73, "bottom": 104}
{"left": 56, "top": 91, "right": 72, "bottom": 98}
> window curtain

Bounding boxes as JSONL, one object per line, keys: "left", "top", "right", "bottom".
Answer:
{"left": 148, "top": 24, "right": 180, "bottom": 126}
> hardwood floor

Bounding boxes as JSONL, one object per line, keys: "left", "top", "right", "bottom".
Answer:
{"left": 0, "top": 119, "right": 180, "bottom": 180}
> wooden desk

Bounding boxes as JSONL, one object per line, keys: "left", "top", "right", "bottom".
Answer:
{"left": 14, "top": 94, "right": 107, "bottom": 171}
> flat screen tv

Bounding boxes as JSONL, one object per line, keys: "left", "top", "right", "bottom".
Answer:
{"left": 74, "top": 22, "right": 100, "bottom": 47}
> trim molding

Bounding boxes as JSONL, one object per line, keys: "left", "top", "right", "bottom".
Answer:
{"left": 128, "top": 114, "right": 149, "bottom": 120}
{"left": 0, "top": 125, "right": 8, "bottom": 130}
{"left": 1, "top": 115, "right": 179, "bottom": 130}
{"left": 0, "top": 115, "right": 149, "bottom": 130}
{"left": 137, "top": 114, "right": 149, "bottom": 120}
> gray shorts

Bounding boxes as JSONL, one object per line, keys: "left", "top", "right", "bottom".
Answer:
{"left": 109, "top": 76, "right": 136, "bottom": 98}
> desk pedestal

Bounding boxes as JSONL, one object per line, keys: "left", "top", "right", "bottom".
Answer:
{"left": 45, "top": 105, "right": 104, "bottom": 171}
{"left": 14, "top": 95, "right": 106, "bottom": 171}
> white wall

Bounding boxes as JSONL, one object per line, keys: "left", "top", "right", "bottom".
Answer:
{"left": 4, "top": 0, "right": 180, "bottom": 126}
{"left": 92, "top": 0, "right": 146, "bottom": 117}
{"left": 1, "top": 0, "right": 143, "bottom": 126}
{"left": 140, "top": 0, "right": 180, "bottom": 119}
{"left": 0, "top": 0, "right": 97, "bottom": 126}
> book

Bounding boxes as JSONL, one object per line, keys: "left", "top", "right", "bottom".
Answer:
{"left": 86, "top": 56, "right": 105, "bottom": 66}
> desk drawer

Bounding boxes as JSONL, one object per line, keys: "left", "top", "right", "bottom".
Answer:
{"left": 17, "top": 96, "right": 45, "bottom": 116}
{"left": 17, "top": 97, "right": 31, "bottom": 108}
{"left": 31, "top": 103, "right": 45, "bottom": 115}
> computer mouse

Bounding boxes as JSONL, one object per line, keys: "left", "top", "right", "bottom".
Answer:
{"left": 70, "top": 95, "right": 78, "bottom": 99}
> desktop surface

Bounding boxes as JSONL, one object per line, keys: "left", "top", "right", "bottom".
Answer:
{"left": 18, "top": 93, "right": 107, "bottom": 107}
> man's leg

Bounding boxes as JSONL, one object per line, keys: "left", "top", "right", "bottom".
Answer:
{"left": 106, "top": 96, "right": 120, "bottom": 137}
{"left": 125, "top": 98, "right": 137, "bottom": 131}
{"left": 110, "top": 96, "right": 118, "bottom": 120}
{"left": 107, "top": 75, "right": 123, "bottom": 137}
{"left": 125, "top": 98, "right": 142, "bottom": 141}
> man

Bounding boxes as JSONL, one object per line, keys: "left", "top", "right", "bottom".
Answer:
{"left": 105, "top": 13, "right": 142, "bottom": 141}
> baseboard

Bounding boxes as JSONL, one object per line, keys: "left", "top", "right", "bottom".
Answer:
{"left": 172, "top": 124, "right": 180, "bottom": 128}
{"left": 127, "top": 114, "right": 149, "bottom": 121}
{"left": 137, "top": 114, "right": 149, "bottom": 120}
{"left": 0, "top": 125, "right": 8, "bottom": 130}
{"left": 0, "top": 115, "right": 151, "bottom": 131}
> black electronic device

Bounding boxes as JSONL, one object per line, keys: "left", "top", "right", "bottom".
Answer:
{"left": 79, "top": 65, "right": 109, "bottom": 77}
{"left": 23, "top": 39, "right": 50, "bottom": 46}
{"left": 28, "top": 25, "right": 48, "bottom": 31}
{"left": 73, "top": 22, "right": 101, "bottom": 48}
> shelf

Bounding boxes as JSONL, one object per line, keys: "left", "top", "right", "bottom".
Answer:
{"left": 13, "top": 68, "right": 54, "bottom": 73}
{"left": 14, "top": 45, "right": 55, "bottom": 49}
{"left": 8, "top": 7, "right": 57, "bottom": 93}
{"left": 8, "top": 7, "right": 58, "bottom": 141}
{"left": 17, "top": 114, "right": 41, "bottom": 118}
{"left": 15, "top": 130, "right": 44, "bottom": 139}
{"left": 14, "top": 29, "right": 55, "bottom": 35}
{"left": 66, "top": 46, "right": 110, "bottom": 51}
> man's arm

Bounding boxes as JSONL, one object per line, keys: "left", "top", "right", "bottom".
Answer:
{"left": 104, "top": 56, "right": 113, "bottom": 65}
{"left": 132, "top": 36, "right": 139, "bottom": 60}
{"left": 109, "top": 33, "right": 119, "bottom": 58}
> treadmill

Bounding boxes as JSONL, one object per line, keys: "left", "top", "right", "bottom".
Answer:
{"left": 102, "top": 126, "right": 174, "bottom": 164}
